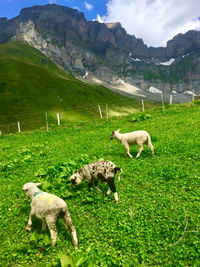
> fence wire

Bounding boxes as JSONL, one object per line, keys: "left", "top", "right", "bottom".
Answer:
{"left": 0, "top": 94, "right": 192, "bottom": 135}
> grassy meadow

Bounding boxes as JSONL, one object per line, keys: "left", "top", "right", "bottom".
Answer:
{"left": 0, "top": 102, "right": 200, "bottom": 266}
{"left": 0, "top": 41, "right": 156, "bottom": 134}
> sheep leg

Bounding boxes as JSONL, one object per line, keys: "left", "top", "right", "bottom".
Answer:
{"left": 107, "top": 178, "right": 118, "bottom": 204}
{"left": 26, "top": 211, "right": 34, "bottom": 231}
{"left": 46, "top": 215, "right": 58, "bottom": 246}
{"left": 88, "top": 182, "right": 93, "bottom": 191}
{"left": 107, "top": 188, "right": 111, "bottom": 195}
{"left": 148, "top": 143, "right": 154, "bottom": 157}
{"left": 136, "top": 145, "right": 143, "bottom": 159}
{"left": 117, "top": 168, "right": 122, "bottom": 181}
{"left": 124, "top": 143, "right": 133, "bottom": 158}
{"left": 42, "top": 218, "right": 47, "bottom": 232}
{"left": 63, "top": 210, "right": 78, "bottom": 249}
{"left": 94, "top": 181, "right": 103, "bottom": 195}
{"left": 146, "top": 136, "right": 154, "bottom": 156}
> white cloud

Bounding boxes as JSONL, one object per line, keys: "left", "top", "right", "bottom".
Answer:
{"left": 94, "top": 14, "right": 104, "bottom": 23}
{"left": 102, "top": 0, "right": 200, "bottom": 47}
{"left": 84, "top": 2, "right": 93, "bottom": 11}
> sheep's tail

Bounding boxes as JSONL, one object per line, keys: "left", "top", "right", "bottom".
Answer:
{"left": 63, "top": 207, "right": 78, "bottom": 249}
{"left": 115, "top": 167, "right": 122, "bottom": 181}
{"left": 146, "top": 133, "right": 155, "bottom": 157}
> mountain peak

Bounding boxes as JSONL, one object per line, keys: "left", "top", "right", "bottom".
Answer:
{"left": 19, "top": 4, "right": 86, "bottom": 22}
{"left": 0, "top": 4, "right": 200, "bottom": 95}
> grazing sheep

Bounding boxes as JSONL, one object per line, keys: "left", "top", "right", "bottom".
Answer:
{"left": 110, "top": 129, "right": 154, "bottom": 159}
{"left": 23, "top": 182, "right": 78, "bottom": 248}
{"left": 70, "top": 160, "right": 122, "bottom": 204}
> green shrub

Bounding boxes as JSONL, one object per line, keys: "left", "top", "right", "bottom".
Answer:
{"left": 131, "top": 113, "right": 151, "bottom": 122}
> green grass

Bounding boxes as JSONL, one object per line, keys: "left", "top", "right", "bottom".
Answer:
{"left": 0, "top": 41, "right": 156, "bottom": 133}
{"left": 0, "top": 102, "right": 200, "bottom": 266}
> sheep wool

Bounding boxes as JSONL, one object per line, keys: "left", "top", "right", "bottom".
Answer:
{"left": 23, "top": 182, "right": 78, "bottom": 249}
{"left": 110, "top": 129, "right": 154, "bottom": 159}
{"left": 70, "top": 160, "right": 122, "bottom": 204}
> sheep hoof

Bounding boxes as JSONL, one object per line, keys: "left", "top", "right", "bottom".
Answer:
{"left": 26, "top": 227, "right": 31, "bottom": 231}
{"left": 52, "top": 241, "right": 56, "bottom": 246}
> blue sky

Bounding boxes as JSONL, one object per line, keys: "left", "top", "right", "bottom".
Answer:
{"left": 0, "top": 0, "right": 200, "bottom": 47}
{"left": 0, "top": 0, "right": 107, "bottom": 21}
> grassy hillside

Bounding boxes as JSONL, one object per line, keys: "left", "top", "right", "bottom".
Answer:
{"left": 0, "top": 41, "right": 156, "bottom": 133}
{"left": 0, "top": 102, "right": 200, "bottom": 266}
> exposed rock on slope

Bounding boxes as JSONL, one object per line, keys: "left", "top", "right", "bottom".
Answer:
{"left": 1, "top": 4, "right": 200, "bottom": 94}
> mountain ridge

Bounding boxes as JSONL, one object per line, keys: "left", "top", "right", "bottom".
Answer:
{"left": 1, "top": 4, "right": 200, "bottom": 94}
{"left": 1, "top": 4, "right": 200, "bottom": 58}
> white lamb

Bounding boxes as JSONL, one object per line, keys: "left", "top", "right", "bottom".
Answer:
{"left": 23, "top": 182, "right": 78, "bottom": 249}
{"left": 110, "top": 129, "right": 154, "bottom": 159}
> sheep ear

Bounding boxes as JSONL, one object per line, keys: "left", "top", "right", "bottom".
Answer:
{"left": 116, "top": 129, "right": 121, "bottom": 132}
{"left": 35, "top": 182, "right": 41, "bottom": 186}
{"left": 112, "top": 131, "right": 114, "bottom": 134}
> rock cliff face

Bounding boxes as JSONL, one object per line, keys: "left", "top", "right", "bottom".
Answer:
{"left": 1, "top": 4, "right": 200, "bottom": 93}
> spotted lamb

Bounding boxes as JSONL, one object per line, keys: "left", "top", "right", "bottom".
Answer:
{"left": 110, "top": 129, "right": 154, "bottom": 159}
{"left": 70, "top": 160, "right": 122, "bottom": 204}
{"left": 23, "top": 182, "right": 78, "bottom": 248}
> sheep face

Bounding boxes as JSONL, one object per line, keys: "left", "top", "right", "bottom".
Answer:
{"left": 23, "top": 182, "right": 41, "bottom": 198}
{"left": 110, "top": 131, "right": 115, "bottom": 140}
{"left": 70, "top": 174, "right": 82, "bottom": 187}
{"left": 110, "top": 129, "right": 120, "bottom": 139}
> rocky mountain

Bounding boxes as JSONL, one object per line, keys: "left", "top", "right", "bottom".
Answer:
{"left": 1, "top": 4, "right": 200, "bottom": 94}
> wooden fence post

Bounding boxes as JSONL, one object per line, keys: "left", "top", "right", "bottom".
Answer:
{"left": 141, "top": 99, "right": 145, "bottom": 112}
{"left": 98, "top": 105, "right": 103, "bottom": 119}
{"left": 17, "top": 121, "right": 21, "bottom": 133}
{"left": 57, "top": 113, "right": 60, "bottom": 125}
{"left": 169, "top": 95, "right": 173, "bottom": 105}
{"left": 192, "top": 90, "right": 195, "bottom": 102}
